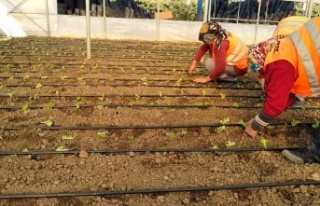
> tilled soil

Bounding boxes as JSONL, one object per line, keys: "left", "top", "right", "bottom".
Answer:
{"left": 0, "top": 37, "right": 320, "bottom": 206}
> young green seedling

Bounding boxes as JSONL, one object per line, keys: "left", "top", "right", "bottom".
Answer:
{"left": 312, "top": 121, "right": 320, "bottom": 129}
{"left": 237, "top": 120, "right": 247, "bottom": 127}
{"left": 140, "top": 77, "right": 148, "bottom": 86}
{"left": 22, "top": 148, "right": 29, "bottom": 152}
{"left": 21, "top": 104, "right": 29, "bottom": 111}
{"left": 178, "top": 130, "right": 187, "bottom": 136}
{"left": 135, "top": 94, "right": 140, "bottom": 101}
{"left": 266, "top": 125, "right": 275, "bottom": 130}
{"left": 158, "top": 91, "right": 163, "bottom": 97}
{"left": 46, "top": 102, "right": 54, "bottom": 109}
{"left": 76, "top": 102, "right": 82, "bottom": 109}
{"left": 35, "top": 83, "right": 43, "bottom": 89}
{"left": 97, "top": 130, "right": 108, "bottom": 138}
{"left": 211, "top": 145, "right": 219, "bottom": 150}
{"left": 176, "top": 78, "right": 183, "bottom": 86}
{"left": 41, "top": 119, "right": 54, "bottom": 127}
{"left": 201, "top": 90, "right": 206, "bottom": 97}
{"left": 55, "top": 146, "right": 69, "bottom": 151}
{"left": 291, "top": 119, "right": 301, "bottom": 127}
{"left": 41, "top": 76, "right": 48, "bottom": 79}
{"left": 23, "top": 75, "right": 30, "bottom": 80}
{"left": 260, "top": 138, "right": 269, "bottom": 148}
{"left": 219, "top": 93, "right": 226, "bottom": 100}
{"left": 128, "top": 136, "right": 136, "bottom": 142}
{"left": 61, "top": 135, "right": 74, "bottom": 140}
{"left": 232, "top": 102, "right": 239, "bottom": 108}
{"left": 166, "top": 132, "right": 175, "bottom": 139}
{"left": 225, "top": 140, "right": 236, "bottom": 147}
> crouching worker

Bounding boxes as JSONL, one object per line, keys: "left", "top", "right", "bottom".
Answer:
{"left": 245, "top": 17, "right": 320, "bottom": 164}
{"left": 189, "top": 20, "right": 248, "bottom": 83}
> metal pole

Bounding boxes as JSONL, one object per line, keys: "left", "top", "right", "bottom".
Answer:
{"left": 307, "top": 0, "right": 314, "bottom": 18}
{"left": 208, "top": 0, "right": 212, "bottom": 20}
{"left": 237, "top": 1, "right": 241, "bottom": 24}
{"left": 103, "top": 0, "right": 107, "bottom": 38}
{"left": 86, "top": 0, "right": 91, "bottom": 59}
{"left": 45, "top": 0, "right": 51, "bottom": 36}
{"left": 203, "top": 0, "right": 208, "bottom": 22}
{"left": 254, "top": 0, "right": 262, "bottom": 44}
{"left": 156, "top": 0, "right": 160, "bottom": 41}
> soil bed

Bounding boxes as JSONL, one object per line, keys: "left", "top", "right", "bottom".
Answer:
{"left": 0, "top": 37, "right": 320, "bottom": 206}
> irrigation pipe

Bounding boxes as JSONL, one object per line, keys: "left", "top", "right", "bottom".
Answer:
{"left": 0, "top": 121, "right": 316, "bottom": 130}
{"left": 0, "top": 147, "right": 301, "bottom": 156}
{"left": 1, "top": 104, "right": 319, "bottom": 111}
{"left": 0, "top": 94, "right": 263, "bottom": 98}
{"left": 2, "top": 83, "right": 262, "bottom": 90}
{"left": 1, "top": 181, "right": 320, "bottom": 199}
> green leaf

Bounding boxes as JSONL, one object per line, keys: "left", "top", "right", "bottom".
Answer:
{"left": 35, "top": 83, "right": 43, "bottom": 89}
{"left": 260, "top": 138, "right": 269, "bottom": 148}
{"left": 312, "top": 121, "right": 320, "bottom": 129}
{"left": 291, "top": 119, "right": 301, "bottom": 127}
{"left": 238, "top": 120, "right": 247, "bottom": 127}
{"left": 21, "top": 104, "right": 28, "bottom": 111}
{"left": 232, "top": 102, "right": 239, "bottom": 108}
{"left": 22, "top": 148, "right": 29, "bottom": 152}
{"left": 225, "top": 140, "right": 236, "bottom": 147}
{"left": 41, "top": 119, "right": 54, "bottom": 127}
{"left": 97, "top": 130, "right": 108, "bottom": 138}
{"left": 46, "top": 102, "right": 54, "bottom": 109}
{"left": 266, "top": 125, "right": 275, "bottom": 130}
{"left": 55, "top": 146, "right": 69, "bottom": 151}
{"left": 61, "top": 135, "right": 74, "bottom": 140}
{"left": 219, "top": 93, "right": 226, "bottom": 100}
{"left": 220, "top": 118, "right": 230, "bottom": 125}
{"left": 166, "top": 132, "right": 175, "bottom": 139}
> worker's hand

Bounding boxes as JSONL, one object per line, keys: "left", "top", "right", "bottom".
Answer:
{"left": 188, "top": 61, "right": 197, "bottom": 75}
{"left": 193, "top": 76, "right": 211, "bottom": 84}
{"left": 245, "top": 118, "right": 258, "bottom": 138}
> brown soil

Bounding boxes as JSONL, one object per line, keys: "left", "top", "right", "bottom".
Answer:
{"left": 0, "top": 37, "right": 320, "bottom": 206}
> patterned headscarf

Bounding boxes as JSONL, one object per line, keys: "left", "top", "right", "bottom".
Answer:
{"left": 247, "top": 37, "right": 279, "bottom": 71}
{"left": 198, "top": 20, "right": 228, "bottom": 49}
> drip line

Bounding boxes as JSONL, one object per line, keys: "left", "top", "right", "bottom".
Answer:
{"left": 0, "top": 181, "right": 319, "bottom": 199}
{"left": 0, "top": 121, "right": 315, "bottom": 130}
{"left": 1, "top": 104, "right": 319, "bottom": 110}
{"left": 0, "top": 147, "right": 298, "bottom": 156}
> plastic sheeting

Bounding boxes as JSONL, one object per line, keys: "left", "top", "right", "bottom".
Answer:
{"left": 0, "top": 0, "right": 277, "bottom": 45}
{"left": 1, "top": 14, "right": 275, "bottom": 45}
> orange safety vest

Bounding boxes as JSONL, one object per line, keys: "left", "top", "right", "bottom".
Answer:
{"left": 272, "top": 16, "right": 310, "bottom": 38}
{"left": 211, "top": 33, "right": 248, "bottom": 69}
{"left": 264, "top": 17, "right": 320, "bottom": 97}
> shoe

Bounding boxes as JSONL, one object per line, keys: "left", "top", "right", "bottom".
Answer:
{"left": 282, "top": 148, "right": 320, "bottom": 164}
{"left": 218, "top": 74, "right": 238, "bottom": 82}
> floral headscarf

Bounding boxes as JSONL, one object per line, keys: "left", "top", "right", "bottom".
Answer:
{"left": 247, "top": 37, "right": 279, "bottom": 71}
{"left": 198, "top": 20, "right": 228, "bottom": 49}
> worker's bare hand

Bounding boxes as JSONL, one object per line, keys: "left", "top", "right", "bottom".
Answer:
{"left": 193, "top": 77, "right": 211, "bottom": 84}
{"left": 245, "top": 118, "right": 258, "bottom": 138}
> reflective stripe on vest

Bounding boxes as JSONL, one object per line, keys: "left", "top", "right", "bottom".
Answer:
{"left": 290, "top": 20, "right": 320, "bottom": 96}
{"left": 226, "top": 37, "right": 248, "bottom": 65}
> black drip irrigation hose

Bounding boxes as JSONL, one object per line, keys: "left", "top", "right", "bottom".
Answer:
{"left": 1, "top": 83, "right": 262, "bottom": 90}
{"left": 0, "top": 94, "right": 263, "bottom": 98}
{"left": 0, "top": 147, "right": 298, "bottom": 156}
{"left": 0, "top": 122, "right": 316, "bottom": 130}
{"left": 1, "top": 104, "right": 320, "bottom": 111}
{"left": 1, "top": 181, "right": 320, "bottom": 199}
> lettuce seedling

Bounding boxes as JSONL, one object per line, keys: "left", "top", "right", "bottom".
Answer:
{"left": 266, "top": 125, "right": 275, "bottom": 130}
{"left": 220, "top": 118, "right": 230, "bottom": 125}
{"left": 178, "top": 130, "right": 187, "bottom": 136}
{"left": 260, "top": 138, "right": 268, "bottom": 148}
{"left": 202, "top": 90, "right": 206, "bottom": 97}
{"left": 23, "top": 75, "right": 30, "bottom": 80}
{"left": 220, "top": 93, "right": 226, "bottom": 100}
{"left": 55, "top": 146, "right": 69, "bottom": 151}
{"left": 225, "top": 140, "right": 236, "bottom": 147}
{"left": 128, "top": 136, "right": 136, "bottom": 142}
{"left": 312, "top": 121, "right": 320, "bottom": 129}
{"left": 166, "top": 132, "right": 175, "bottom": 139}
{"left": 35, "top": 83, "right": 43, "bottom": 89}
{"left": 232, "top": 102, "right": 239, "bottom": 108}
{"left": 61, "top": 135, "right": 74, "bottom": 140}
{"left": 158, "top": 91, "right": 163, "bottom": 97}
{"left": 97, "top": 131, "right": 108, "bottom": 138}
{"left": 291, "top": 119, "right": 301, "bottom": 127}
{"left": 46, "top": 103, "right": 54, "bottom": 109}
{"left": 41, "top": 76, "right": 48, "bottom": 79}
{"left": 22, "top": 148, "right": 29, "bottom": 152}
{"left": 238, "top": 120, "right": 247, "bottom": 127}
{"left": 41, "top": 120, "right": 54, "bottom": 127}
{"left": 21, "top": 104, "right": 28, "bottom": 111}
